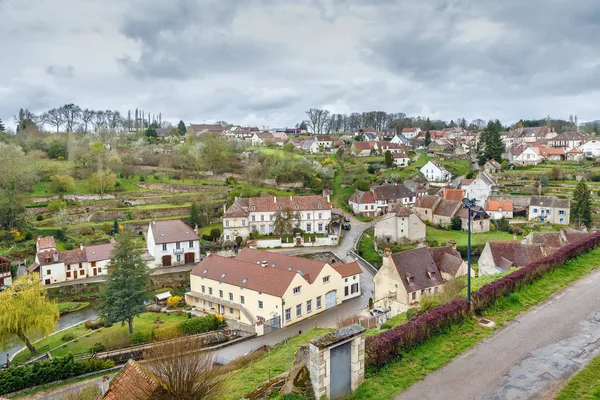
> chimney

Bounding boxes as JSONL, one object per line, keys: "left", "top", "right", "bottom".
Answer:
{"left": 448, "top": 240, "right": 456, "bottom": 250}
{"left": 194, "top": 225, "right": 198, "bottom": 234}
{"left": 384, "top": 248, "right": 392, "bottom": 257}
{"left": 224, "top": 204, "right": 227, "bottom": 213}
{"left": 80, "top": 243, "right": 84, "bottom": 251}
{"left": 274, "top": 196, "right": 277, "bottom": 203}
{"left": 53, "top": 251, "right": 59, "bottom": 262}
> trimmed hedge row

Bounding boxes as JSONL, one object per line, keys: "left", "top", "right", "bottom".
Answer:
{"left": 0, "top": 354, "right": 114, "bottom": 395}
{"left": 365, "top": 232, "right": 600, "bottom": 368}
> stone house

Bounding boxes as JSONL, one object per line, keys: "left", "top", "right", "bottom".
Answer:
{"left": 479, "top": 241, "right": 548, "bottom": 276}
{"left": 463, "top": 171, "right": 498, "bottom": 206}
{"left": 374, "top": 203, "right": 426, "bottom": 244}
{"left": 146, "top": 220, "right": 201, "bottom": 268}
{"left": 484, "top": 159, "right": 502, "bottom": 174}
{"left": 484, "top": 200, "right": 514, "bottom": 219}
{"left": 528, "top": 195, "right": 570, "bottom": 225}
{"left": 348, "top": 184, "right": 416, "bottom": 216}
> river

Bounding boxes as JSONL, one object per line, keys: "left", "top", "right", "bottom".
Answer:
{"left": 4, "top": 306, "right": 99, "bottom": 362}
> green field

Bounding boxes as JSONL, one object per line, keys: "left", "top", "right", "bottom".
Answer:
{"left": 425, "top": 226, "right": 518, "bottom": 247}
{"left": 556, "top": 353, "right": 600, "bottom": 399}
{"left": 12, "top": 312, "right": 189, "bottom": 365}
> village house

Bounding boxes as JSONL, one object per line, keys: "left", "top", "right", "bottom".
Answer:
{"left": 535, "top": 145, "right": 565, "bottom": 161}
{"left": 483, "top": 159, "right": 502, "bottom": 174}
{"left": 348, "top": 184, "right": 417, "bottom": 216}
{"left": 187, "top": 123, "right": 226, "bottom": 135}
{"left": 455, "top": 205, "right": 491, "bottom": 233}
{"left": 413, "top": 195, "right": 490, "bottom": 232}
{"left": 514, "top": 146, "right": 544, "bottom": 165}
{"left": 251, "top": 132, "right": 285, "bottom": 147}
{"left": 420, "top": 160, "right": 452, "bottom": 182}
{"left": 429, "top": 139, "right": 453, "bottom": 152}
{"left": 579, "top": 138, "right": 600, "bottom": 158}
{"left": 528, "top": 195, "right": 570, "bottom": 225}
{"left": 146, "top": 220, "right": 201, "bottom": 268}
{"left": 442, "top": 188, "right": 465, "bottom": 202}
{"left": 524, "top": 228, "right": 591, "bottom": 249}
{"left": 566, "top": 147, "right": 585, "bottom": 161}
{"left": 0, "top": 256, "right": 12, "bottom": 286}
{"left": 373, "top": 247, "right": 466, "bottom": 312}
{"left": 300, "top": 139, "right": 320, "bottom": 154}
{"left": 185, "top": 249, "right": 361, "bottom": 331}
{"left": 315, "top": 135, "right": 334, "bottom": 149}
{"left": 484, "top": 200, "right": 514, "bottom": 219}
{"left": 401, "top": 127, "right": 422, "bottom": 139}
{"left": 462, "top": 171, "right": 498, "bottom": 206}
{"left": 506, "top": 144, "right": 528, "bottom": 163}
{"left": 351, "top": 141, "right": 377, "bottom": 156}
{"left": 222, "top": 195, "right": 332, "bottom": 240}
{"left": 392, "top": 152, "right": 410, "bottom": 167}
{"left": 404, "top": 180, "right": 429, "bottom": 198}
{"left": 28, "top": 238, "right": 115, "bottom": 285}
{"left": 377, "top": 141, "right": 404, "bottom": 154}
{"left": 374, "top": 204, "right": 426, "bottom": 244}
{"left": 390, "top": 134, "right": 409, "bottom": 145}
{"left": 547, "top": 132, "right": 585, "bottom": 149}
{"left": 479, "top": 241, "right": 548, "bottom": 276}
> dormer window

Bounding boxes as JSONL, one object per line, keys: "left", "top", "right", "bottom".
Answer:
{"left": 251, "top": 205, "right": 256, "bottom": 211}
{"left": 295, "top": 204, "right": 300, "bottom": 210}
{"left": 318, "top": 203, "right": 322, "bottom": 209}
{"left": 277, "top": 204, "right": 282, "bottom": 210}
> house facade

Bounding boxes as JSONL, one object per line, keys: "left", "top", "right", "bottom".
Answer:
{"left": 185, "top": 249, "right": 361, "bottom": 331}
{"left": 463, "top": 171, "right": 497, "bottom": 206}
{"left": 514, "top": 147, "right": 543, "bottom": 165}
{"left": 579, "top": 139, "right": 600, "bottom": 158}
{"left": 484, "top": 200, "right": 514, "bottom": 219}
{"left": 420, "top": 160, "right": 451, "bottom": 182}
{"left": 392, "top": 152, "right": 410, "bottom": 167}
{"left": 548, "top": 132, "right": 584, "bottom": 149}
{"left": 223, "top": 195, "right": 332, "bottom": 240}
{"left": 348, "top": 184, "right": 416, "bottom": 216}
{"left": 374, "top": 204, "right": 426, "bottom": 244}
{"left": 528, "top": 196, "right": 570, "bottom": 225}
{"left": 401, "top": 127, "right": 421, "bottom": 139}
{"left": 28, "top": 241, "right": 115, "bottom": 285}
{"left": 147, "top": 220, "right": 201, "bottom": 268}
{"left": 479, "top": 241, "right": 548, "bottom": 276}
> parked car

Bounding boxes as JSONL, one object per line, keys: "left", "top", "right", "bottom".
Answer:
{"left": 343, "top": 223, "right": 351, "bottom": 230}
{"left": 370, "top": 307, "right": 386, "bottom": 317}
{"left": 344, "top": 216, "right": 351, "bottom": 222}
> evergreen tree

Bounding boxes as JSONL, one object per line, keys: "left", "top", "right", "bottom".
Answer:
{"left": 0, "top": 118, "right": 5, "bottom": 132}
{"left": 384, "top": 150, "right": 393, "bottom": 167}
{"left": 112, "top": 220, "right": 119, "bottom": 234}
{"left": 571, "top": 182, "right": 592, "bottom": 228}
{"left": 99, "top": 230, "right": 150, "bottom": 335}
{"left": 178, "top": 120, "right": 186, "bottom": 136}
{"left": 424, "top": 129, "right": 431, "bottom": 147}
{"left": 478, "top": 120, "right": 505, "bottom": 165}
{"left": 189, "top": 202, "right": 201, "bottom": 229}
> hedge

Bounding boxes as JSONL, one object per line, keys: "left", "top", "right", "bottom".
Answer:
{"left": 178, "top": 314, "right": 226, "bottom": 335}
{"left": 365, "top": 232, "right": 600, "bottom": 368}
{"left": 0, "top": 354, "right": 114, "bottom": 395}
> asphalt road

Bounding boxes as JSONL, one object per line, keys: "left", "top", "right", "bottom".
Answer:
{"left": 395, "top": 268, "right": 600, "bottom": 400}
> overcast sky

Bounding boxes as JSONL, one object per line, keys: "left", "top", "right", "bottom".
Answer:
{"left": 2, "top": 0, "right": 600, "bottom": 130}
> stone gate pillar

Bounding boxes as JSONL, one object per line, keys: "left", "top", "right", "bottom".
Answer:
{"left": 308, "top": 325, "right": 365, "bottom": 399}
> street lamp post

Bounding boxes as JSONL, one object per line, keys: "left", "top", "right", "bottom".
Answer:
{"left": 462, "top": 198, "right": 484, "bottom": 303}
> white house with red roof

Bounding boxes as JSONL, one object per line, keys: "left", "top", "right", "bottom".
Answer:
{"left": 401, "top": 127, "right": 421, "bottom": 139}
{"left": 185, "top": 248, "right": 362, "bottom": 332}
{"left": 147, "top": 220, "right": 201, "bottom": 268}
{"left": 222, "top": 195, "right": 332, "bottom": 241}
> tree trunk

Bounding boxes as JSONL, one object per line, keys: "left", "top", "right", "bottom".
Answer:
{"left": 17, "top": 331, "right": 36, "bottom": 355}
{"left": 128, "top": 318, "right": 134, "bottom": 335}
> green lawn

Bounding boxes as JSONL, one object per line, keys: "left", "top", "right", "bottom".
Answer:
{"left": 442, "top": 159, "right": 473, "bottom": 177}
{"left": 348, "top": 245, "right": 600, "bottom": 400}
{"left": 382, "top": 154, "right": 433, "bottom": 181}
{"left": 357, "top": 230, "right": 382, "bottom": 267}
{"left": 12, "top": 312, "right": 189, "bottom": 365}
{"left": 225, "top": 328, "right": 333, "bottom": 400}
{"left": 556, "top": 353, "right": 600, "bottom": 399}
{"left": 425, "top": 226, "right": 518, "bottom": 247}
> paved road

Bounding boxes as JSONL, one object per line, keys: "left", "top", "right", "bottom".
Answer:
{"left": 395, "top": 268, "right": 600, "bottom": 400}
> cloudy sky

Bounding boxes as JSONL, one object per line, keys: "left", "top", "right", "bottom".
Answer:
{"left": 2, "top": 0, "right": 600, "bottom": 130}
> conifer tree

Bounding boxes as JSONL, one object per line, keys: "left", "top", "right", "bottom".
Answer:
{"left": 571, "top": 182, "right": 592, "bottom": 228}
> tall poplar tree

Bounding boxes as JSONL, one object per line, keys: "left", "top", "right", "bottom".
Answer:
{"left": 571, "top": 182, "right": 592, "bottom": 228}
{"left": 99, "top": 230, "right": 150, "bottom": 335}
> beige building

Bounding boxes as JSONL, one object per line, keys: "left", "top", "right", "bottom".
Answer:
{"left": 374, "top": 204, "right": 426, "bottom": 244}
{"left": 185, "top": 249, "right": 362, "bottom": 332}
{"left": 414, "top": 195, "right": 490, "bottom": 233}
{"left": 528, "top": 195, "right": 570, "bottom": 225}
{"left": 479, "top": 241, "right": 548, "bottom": 276}
{"left": 373, "top": 247, "right": 466, "bottom": 312}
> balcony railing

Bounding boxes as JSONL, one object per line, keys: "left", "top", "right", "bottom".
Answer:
{"left": 173, "top": 248, "right": 184, "bottom": 255}
{"left": 186, "top": 291, "right": 256, "bottom": 324}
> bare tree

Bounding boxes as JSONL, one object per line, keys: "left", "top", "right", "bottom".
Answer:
{"left": 80, "top": 109, "right": 94, "bottom": 133}
{"left": 93, "top": 110, "right": 105, "bottom": 132}
{"left": 60, "top": 104, "right": 82, "bottom": 132}
{"left": 43, "top": 108, "right": 65, "bottom": 132}
{"left": 274, "top": 207, "right": 300, "bottom": 235}
{"left": 107, "top": 110, "right": 121, "bottom": 131}
{"left": 143, "top": 337, "right": 224, "bottom": 400}
{"left": 471, "top": 119, "right": 486, "bottom": 130}
{"left": 305, "top": 108, "right": 330, "bottom": 134}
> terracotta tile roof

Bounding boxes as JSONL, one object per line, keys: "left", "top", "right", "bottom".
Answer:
{"left": 485, "top": 200, "right": 514, "bottom": 212}
{"left": 333, "top": 261, "right": 362, "bottom": 278}
{"left": 36, "top": 236, "right": 56, "bottom": 251}
{"left": 443, "top": 188, "right": 465, "bottom": 201}
{"left": 85, "top": 243, "right": 115, "bottom": 263}
{"left": 415, "top": 195, "right": 441, "bottom": 210}
{"left": 364, "top": 127, "right": 377, "bottom": 133}
{"left": 191, "top": 253, "right": 298, "bottom": 297}
{"left": 392, "top": 152, "right": 409, "bottom": 159}
{"left": 150, "top": 220, "right": 200, "bottom": 244}
{"left": 255, "top": 132, "right": 274, "bottom": 139}
{"left": 455, "top": 205, "right": 489, "bottom": 220}
{"left": 103, "top": 359, "right": 163, "bottom": 399}
{"left": 553, "top": 131, "right": 584, "bottom": 140}
{"left": 534, "top": 145, "right": 565, "bottom": 156}
{"left": 350, "top": 190, "right": 375, "bottom": 204}
{"left": 235, "top": 248, "right": 327, "bottom": 284}
{"left": 37, "top": 249, "right": 91, "bottom": 266}
{"left": 371, "top": 184, "right": 415, "bottom": 201}
{"left": 389, "top": 248, "right": 444, "bottom": 293}
{"left": 241, "top": 195, "right": 331, "bottom": 213}
{"left": 434, "top": 199, "right": 462, "bottom": 217}
{"left": 393, "top": 203, "right": 412, "bottom": 217}
{"left": 567, "top": 147, "right": 583, "bottom": 154}
{"left": 402, "top": 127, "right": 418, "bottom": 133}
{"left": 487, "top": 241, "right": 546, "bottom": 271}
{"left": 352, "top": 141, "right": 376, "bottom": 150}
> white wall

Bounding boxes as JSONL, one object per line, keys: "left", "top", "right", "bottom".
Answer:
{"left": 340, "top": 274, "right": 361, "bottom": 301}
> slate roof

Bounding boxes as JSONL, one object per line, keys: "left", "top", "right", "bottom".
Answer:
{"left": 333, "top": 261, "right": 362, "bottom": 278}
{"left": 476, "top": 171, "right": 498, "bottom": 187}
{"left": 371, "top": 184, "right": 415, "bottom": 201}
{"left": 529, "top": 195, "right": 570, "bottom": 209}
{"left": 150, "top": 220, "right": 200, "bottom": 244}
{"left": 389, "top": 247, "right": 444, "bottom": 293}
{"left": 487, "top": 241, "right": 546, "bottom": 271}
{"left": 526, "top": 232, "right": 563, "bottom": 248}
{"left": 352, "top": 141, "right": 376, "bottom": 151}
{"left": 402, "top": 127, "right": 418, "bottom": 133}
{"left": 85, "top": 243, "right": 115, "bottom": 263}
{"left": 562, "top": 229, "right": 592, "bottom": 244}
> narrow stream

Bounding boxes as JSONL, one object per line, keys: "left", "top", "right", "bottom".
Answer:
{"left": 4, "top": 306, "right": 99, "bottom": 362}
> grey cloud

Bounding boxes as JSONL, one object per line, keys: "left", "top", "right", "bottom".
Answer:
{"left": 45, "top": 65, "right": 74, "bottom": 78}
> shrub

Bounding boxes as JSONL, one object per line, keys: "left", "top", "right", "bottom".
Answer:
{"left": 153, "top": 324, "right": 182, "bottom": 341}
{"left": 178, "top": 314, "right": 226, "bottom": 335}
{"left": 36, "top": 214, "right": 44, "bottom": 221}
{"left": 85, "top": 319, "right": 105, "bottom": 330}
{"left": 50, "top": 175, "right": 76, "bottom": 193}
{"left": 450, "top": 216, "right": 462, "bottom": 231}
{"left": 0, "top": 354, "right": 113, "bottom": 395}
{"left": 48, "top": 199, "right": 67, "bottom": 213}
{"left": 210, "top": 228, "right": 221, "bottom": 241}
{"left": 129, "top": 331, "right": 150, "bottom": 345}
{"left": 139, "top": 175, "right": 146, "bottom": 182}
{"left": 166, "top": 295, "right": 183, "bottom": 309}
{"left": 61, "top": 333, "right": 76, "bottom": 342}
{"left": 90, "top": 342, "right": 105, "bottom": 353}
